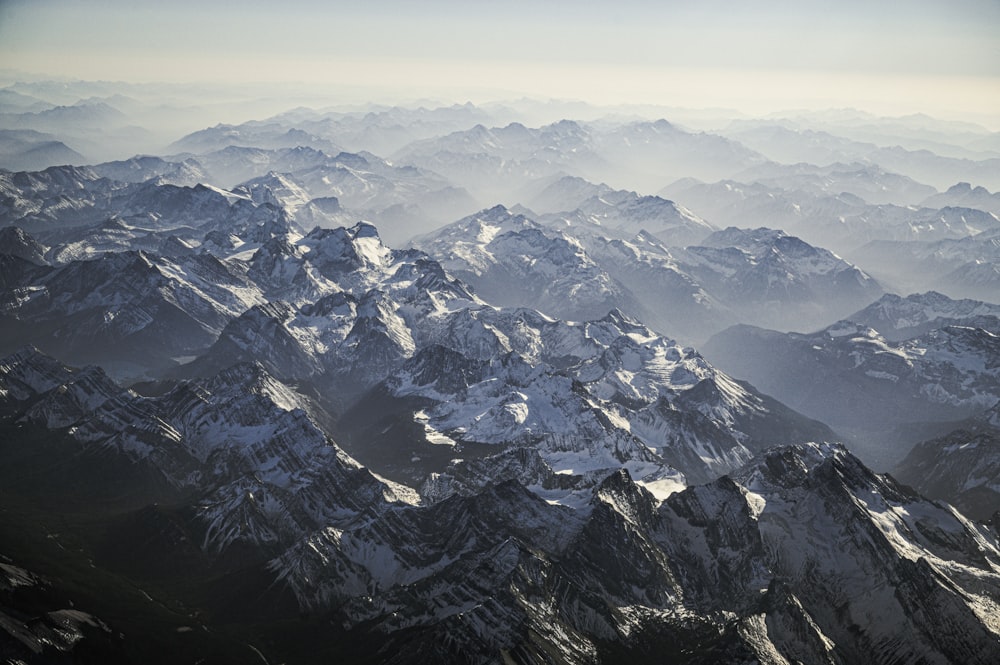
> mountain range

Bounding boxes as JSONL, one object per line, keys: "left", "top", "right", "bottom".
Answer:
{"left": 413, "top": 204, "right": 882, "bottom": 343}
{"left": 702, "top": 291, "right": 1000, "bottom": 468}
{"left": 4, "top": 345, "right": 1000, "bottom": 664}
{"left": 2, "top": 95, "right": 1000, "bottom": 664}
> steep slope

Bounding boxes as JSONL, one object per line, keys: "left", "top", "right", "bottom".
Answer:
{"left": 0, "top": 347, "right": 414, "bottom": 555}
{"left": 571, "top": 231, "right": 726, "bottom": 342}
{"left": 522, "top": 173, "right": 615, "bottom": 213}
{"left": 165, "top": 145, "right": 324, "bottom": 187}
{"left": 703, "top": 320, "right": 1000, "bottom": 467}
{"left": 0, "top": 164, "right": 121, "bottom": 230}
{"left": 0, "top": 162, "right": 300, "bottom": 256}
{"left": 0, "top": 225, "right": 47, "bottom": 265}
{"left": 894, "top": 401, "right": 1000, "bottom": 522}
{"left": 235, "top": 171, "right": 314, "bottom": 214}
{"left": 107, "top": 181, "right": 291, "bottom": 240}
{"left": 0, "top": 250, "right": 266, "bottom": 379}
{"left": 731, "top": 443, "right": 1000, "bottom": 664}
{"left": 412, "top": 205, "right": 721, "bottom": 341}
{"left": 180, "top": 222, "right": 480, "bottom": 413}
{"left": 675, "top": 227, "right": 883, "bottom": 332}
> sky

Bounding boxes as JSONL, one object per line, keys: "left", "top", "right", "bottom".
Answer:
{"left": 1, "top": 0, "right": 998, "bottom": 122}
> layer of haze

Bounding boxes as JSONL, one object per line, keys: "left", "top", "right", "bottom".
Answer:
{"left": 1, "top": 0, "right": 998, "bottom": 125}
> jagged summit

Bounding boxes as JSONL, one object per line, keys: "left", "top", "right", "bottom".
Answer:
{"left": 595, "top": 306, "right": 654, "bottom": 336}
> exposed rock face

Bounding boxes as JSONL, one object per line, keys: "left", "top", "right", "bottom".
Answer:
{"left": 895, "top": 401, "right": 1000, "bottom": 522}
{"left": 277, "top": 444, "right": 1000, "bottom": 664}
{"left": 0, "top": 347, "right": 415, "bottom": 557}
{"left": 4, "top": 347, "right": 998, "bottom": 664}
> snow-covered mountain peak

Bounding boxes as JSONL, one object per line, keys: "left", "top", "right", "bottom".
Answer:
{"left": 738, "top": 439, "right": 1000, "bottom": 572}
{"left": 822, "top": 319, "right": 878, "bottom": 338}
{"left": 234, "top": 171, "right": 312, "bottom": 211}
{"left": 593, "top": 466, "right": 659, "bottom": 526}
{"left": 198, "top": 360, "right": 308, "bottom": 414}
{"left": 595, "top": 307, "right": 652, "bottom": 336}
{"left": 564, "top": 190, "right": 716, "bottom": 246}
{"left": 301, "top": 221, "right": 392, "bottom": 274}
{"left": 735, "top": 441, "right": 848, "bottom": 492}
{"left": 701, "top": 226, "right": 846, "bottom": 265}
{"left": 422, "top": 204, "right": 541, "bottom": 244}
{"left": 251, "top": 232, "right": 304, "bottom": 261}
{"left": 847, "top": 291, "right": 1000, "bottom": 340}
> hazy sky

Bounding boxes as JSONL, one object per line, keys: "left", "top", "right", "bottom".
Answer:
{"left": 1, "top": 0, "right": 998, "bottom": 121}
